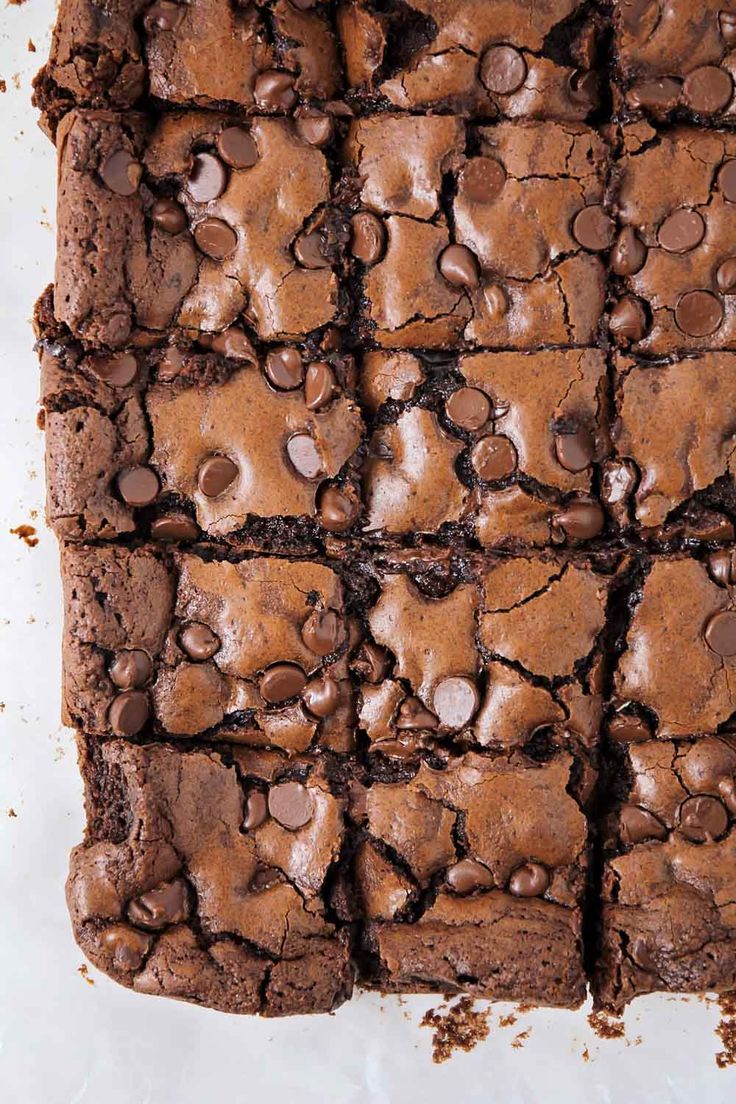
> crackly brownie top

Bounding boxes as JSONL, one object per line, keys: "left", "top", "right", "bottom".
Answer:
{"left": 610, "top": 124, "right": 736, "bottom": 354}
{"left": 613, "top": 0, "right": 736, "bottom": 122}
{"left": 346, "top": 116, "right": 609, "bottom": 349}
{"left": 56, "top": 109, "right": 342, "bottom": 347}
{"left": 614, "top": 556, "right": 736, "bottom": 737}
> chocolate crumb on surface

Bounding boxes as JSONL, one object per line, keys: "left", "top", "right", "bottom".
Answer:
{"left": 10, "top": 524, "right": 38, "bottom": 547}
{"left": 420, "top": 997, "right": 491, "bottom": 1064}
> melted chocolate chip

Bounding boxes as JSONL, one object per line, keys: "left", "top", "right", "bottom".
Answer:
{"left": 286, "top": 433, "right": 324, "bottom": 479}
{"left": 458, "top": 157, "right": 506, "bottom": 203}
{"left": 268, "top": 780, "right": 314, "bottom": 829}
{"left": 117, "top": 466, "right": 159, "bottom": 507}
{"left": 254, "top": 70, "right": 297, "bottom": 111}
{"left": 611, "top": 226, "right": 647, "bottom": 276}
{"left": 187, "top": 152, "right": 227, "bottom": 203}
{"left": 675, "top": 290, "right": 724, "bottom": 336}
{"left": 302, "top": 674, "right": 340, "bottom": 718}
{"left": 194, "top": 218, "right": 238, "bottom": 259}
{"left": 301, "top": 608, "right": 345, "bottom": 656}
{"left": 350, "top": 211, "right": 386, "bottom": 265}
{"left": 552, "top": 499, "right": 605, "bottom": 541}
{"left": 509, "top": 862, "right": 549, "bottom": 897}
{"left": 294, "top": 229, "right": 330, "bottom": 269}
{"left": 445, "top": 386, "right": 491, "bottom": 431}
{"left": 572, "top": 205, "right": 615, "bottom": 251}
{"left": 150, "top": 513, "right": 199, "bottom": 542}
{"left": 216, "top": 127, "right": 258, "bottom": 169}
{"left": 90, "top": 353, "right": 138, "bottom": 388}
{"left": 100, "top": 150, "right": 142, "bottom": 197}
{"left": 260, "top": 663, "right": 307, "bottom": 703}
{"left": 198, "top": 455, "right": 238, "bottom": 497}
{"left": 243, "top": 790, "right": 269, "bottom": 831}
{"left": 265, "top": 347, "right": 304, "bottom": 390}
{"left": 127, "top": 878, "right": 190, "bottom": 930}
{"left": 657, "top": 208, "right": 705, "bottom": 253}
{"left": 317, "top": 484, "right": 359, "bottom": 531}
{"left": 151, "top": 198, "right": 187, "bottom": 234}
{"left": 432, "top": 676, "right": 479, "bottom": 728}
{"left": 304, "top": 362, "right": 336, "bottom": 410}
{"left": 619, "top": 804, "right": 667, "bottom": 845}
{"left": 179, "top": 622, "right": 220, "bottom": 661}
{"left": 438, "top": 244, "right": 480, "bottom": 289}
{"left": 704, "top": 609, "right": 736, "bottom": 656}
{"left": 109, "top": 690, "right": 149, "bottom": 736}
{"left": 554, "top": 428, "right": 594, "bottom": 473}
{"left": 109, "top": 650, "right": 152, "bottom": 690}
{"left": 683, "top": 66, "right": 733, "bottom": 113}
{"left": 471, "top": 434, "right": 517, "bottom": 480}
{"left": 609, "top": 296, "right": 648, "bottom": 345}
{"left": 446, "top": 858, "right": 494, "bottom": 895}
{"left": 480, "top": 44, "right": 527, "bottom": 95}
{"left": 678, "top": 795, "right": 729, "bottom": 842}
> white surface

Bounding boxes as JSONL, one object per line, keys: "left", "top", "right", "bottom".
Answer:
{"left": 0, "top": 5, "right": 735, "bottom": 1100}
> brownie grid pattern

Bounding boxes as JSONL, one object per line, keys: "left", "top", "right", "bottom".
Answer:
{"left": 35, "top": 0, "right": 736, "bottom": 1016}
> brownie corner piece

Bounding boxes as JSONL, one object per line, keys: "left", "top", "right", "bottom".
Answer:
{"left": 68, "top": 737, "right": 354, "bottom": 1015}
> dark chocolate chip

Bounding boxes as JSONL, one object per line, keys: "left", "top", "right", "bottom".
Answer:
{"left": 150, "top": 513, "right": 199, "bottom": 542}
{"left": 260, "top": 663, "right": 307, "bottom": 703}
{"left": 294, "top": 229, "right": 330, "bottom": 269}
{"left": 719, "top": 160, "right": 736, "bottom": 202}
{"left": 509, "top": 862, "right": 549, "bottom": 897}
{"left": 445, "top": 386, "right": 491, "bottom": 431}
{"left": 268, "top": 780, "right": 314, "bottom": 829}
{"left": 717, "top": 257, "right": 736, "bottom": 293}
{"left": 109, "top": 650, "right": 152, "bottom": 690}
{"left": 209, "top": 326, "right": 257, "bottom": 362}
{"left": 432, "top": 676, "right": 479, "bottom": 729}
{"left": 607, "top": 712, "right": 653, "bottom": 743}
{"left": 286, "top": 433, "right": 324, "bottom": 479}
{"left": 446, "top": 858, "right": 493, "bottom": 895}
{"left": 127, "top": 878, "right": 190, "bottom": 930}
{"left": 295, "top": 109, "right": 334, "bottom": 147}
{"left": 567, "top": 68, "right": 598, "bottom": 108}
{"left": 707, "top": 549, "right": 736, "bottom": 587}
{"left": 675, "top": 290, "right": 724, "bottom": 336}
{"left": 194, "top": 217, "right": 237, "bottom": 259}
{"left": 301, "top": 608, "right": 345, "bottom": 656}
{"left": 302, "top": 674, "right": 340, "bottom": 718}
{"left": 350, "top": 211, "right": 386, "bottom": 265}
{"left": 353, "top": 642, "right": 390, "bottom": 683}
{"left": 265, "top": 347, "right": 304, "bottom": 390}
{"left": 480, "top": 44, "right": 527, "bottom": 95}
{"left": 109, "top": 690, "right": 149, "bottom": 736}
{"left": 100, "top": 150, "right": 142, "bottom": 197}
{"left": 317, "top": 485, "right": 359, "bottom": 531}
{"left": 678, "top": 794, "right": 729, "bottom": 842}
{"left": 628, "top": 77, "right": 682, "bottom": 111}
{"left": 704, "top": 609, "right": 736, "bottom": 656}
{"left": 151, "top": 198, "right": 187, "bottom": 234}
{"left": 552, "top": 499, "right": 605, "bottom": 541}
{"left": 572, "top": 204, "right": 615, "bottom": 251}
{"left": 657, "top": 208, "right": 705, "bottom": 253}
{"left": 609, "top": 296, "right": 648, "bottom": 345}
{"left": 470, "top": 434, "right": 517, "bottom": 480}
{"left": 198, "top": 455, "right": 238, "bottom": 497}
{"left": 101, "top": 925, "right": 152, "bottom": 970}
{"left": 243, "top": 790, "right": 269, "bottom": 831}
{"left": 554, "top": 427, "right": 594, "bottom": 473}
{"left": 158, "top": 346, "right": 185, "bottom": 381}
{"left": 254, "top": 70, "right": 297, "bottom": 111}
{"left": 187, "top": 152, "right": 227, "bottom": 203}
{"left": 720, "top": 10, "right": 736, "bottom": 45}
{"left": 458, "top": 157, "right": 506, "bottom": 203}
{"left": 304, "top": 361, "right": 336, "bottom": 410}
{"left": 117, "top": 466, "right": 159, "bottom": 507}
{"left": 90, "top": 353, "right": 138, "bottom": 388}
{"left": 438, "top": 243, "right": 480, "bottom": 289}
{"left": 619, "top": 804, "right": 667, "bottom": 845}
{"left": 216, "top": 127, "right": 258, "bottom": 169}
{"left": 611, "top": 226, "right": 647, "bottom": 276}
{"left": 683, "top": 66, "right": 733, "bottom": 113}
{"left": 179, "top": 622, "right": 220, "bottom": 661}
{"left": 395, "top": 696, "right": 438, "bottom": 730}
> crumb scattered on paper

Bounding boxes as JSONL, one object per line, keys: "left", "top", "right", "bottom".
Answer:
{"left": 0, "top": 80, "right": 6, "bottom": 94}
{"left": 28, "top": 39, "right": 36, "bottom": 52}
{"left": 7, "top": 808, "right": 17, "bottom": 818}
{"left": 582, "top": 1046, "right": 590, "bottom": 1062}
{"left": 511, "top": 1029, "right": 531, "bottom": 1049}
{"left": 498, "top": 1013, "right": 517, "bottom": 1028}
{"left": 78, "top": 965, "right": 95, "bottom": 986}
{"left": 420, "top": 997, "right": 491, "bottom": 1063}
{"left": 716, "top": 994, "right": 736, "bottom": 1068}
{"left": 10, "top": 524, "right": 38, "bottom": 547}
{"left": 587, "top": 1011, "right": 626, "bottom": 1040}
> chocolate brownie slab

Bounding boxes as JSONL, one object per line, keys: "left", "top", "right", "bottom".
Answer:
{"left": 35, "top": 0, "right": 341, "bottom": 135}
{"left": 345, "top": 116, "right": 609, "bottom": 349}
{"left": 61, "top": 545, "right": 356, "bottom": 751}
{"left": 68, "top": 736, "right": 353, "bottom": 1014}
{"left": 595, "top": 733, "right": 736, "bottom": 1011}
{"left": 56, "top": 109, "right": 344, "bottom": 348}
{"left": 338, "top": 0, "right": 601, "bottom": 119}
{"left": 612, "top": 0, "right": 736, "bottom": 123}
{"left": 609, "top": 125, "right": 736, "bottom": 355}
{"left": 39, "top": 327, "right": 363, "bottom": 543}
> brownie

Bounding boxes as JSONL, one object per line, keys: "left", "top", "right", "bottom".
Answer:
{"left": 56, "top": 109, "right": 344, "bottom": 348}
{"left": 68, "top": 736, "right": 353, "bottom": 1015}
{"left": 345, "top": 115, "right": 609, "bottom": 348}
{"left": 609, "top": 124, "right": 736, "bottom": 354}
{"left": 339, "top": 0, "right": 601, "bottom": 119}
{"left": 612, "top": 0, "right": 736, "bottom": 123}
{"left": 595, "top": 733, "right": 736, "bottom": 1011}
{"left": 39, "top": 326, "right": 363, "bottom": 544}
{"left": 353, "top": 747, "right": 589, "bottom": 1008}
{"left": 35, "top": 0, "right": 342, "bottom": 135}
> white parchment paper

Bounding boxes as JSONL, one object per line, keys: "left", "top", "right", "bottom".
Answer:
{"left": 1, "top": 5, "right": 735, "bottom": 1100}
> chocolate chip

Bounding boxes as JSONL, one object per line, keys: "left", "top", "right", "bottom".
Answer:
{"left": 187, "top": 152, "right": 227, "bottom": 203}
{"left": 317, "top": 484, "right": 359, "bottom": 531}
{"left": 552, "top": 499, "right": 605, "bottom": 541}
{"left": 678, "top": 795, "right": 729, "bottom": 842}
{"left": 144, "top": 0, "right": 184, "bottom": 31}
{"left": 243, "top": 790, "right": 268, "bottom": 831}
{"left": 572, "top": 204, "right": 615, "bottom": 251}
{"left": 708, "top": 549, "right": 736, "bottom": 587}
{"left": 720, "top": 10, "right": 736, "bottom": 45}
{"left": 446, "top": 858, "right": 493, "bottom": 895}
{"left": 609, "top": 296, "right": 648, "bottom": 345}
{"left": 704, "top": 609, "right": 736, "bottom": 656}
{"left": 483, "top": 283, "right": 509, "bottom": 321}
{"left": 295, "top": 109, "right": 334, "bottom": 147}
{"left": 458, "top": 157, "right": 506, "bottom": 203}
{"left": 151, "top": 198, "right": 187, "bottom": 234}
{"left": 209, "top": 326, "right": 257, "bottom": 362}
{"left": 265, "top": 347, "right": 304, "bottom": 390}
{"left": 480, "top": 44, "right": 527, "bottom": 95}
{"left": 150, "top": 513, "right": 199, "bottom": 542}
{"left": 260, "top": 663, "right": 307, "bottom": 703}
{"left": 353, "top": 641, "right": 390, "bottom": 683}
{"left": 509, "top": 862, "right": 549, "bottom": 897}
{"left": 628, "top": 77, "right": 682, "bottom": 111}
{"left": 304, "top": 361, "right": 336, "bottom": 410}
{"left": 657, "top": 208, "right": 705, "bottom": 253}
{"left": 194, "top": 217, "right": 237, "bottom": 259}
{"left": 198, "top": 454, "right": 238, "bottom": 497}
{"left": 268, "top": 780, "right": 314, "bottom": 830}
{"left": 117, "top": 466, "right": 159, "bottom": 507}
{"left": 683, "top": 66, "right": 733, "bottom": 113}
{"left": 675, "top": 290, "right": 724, "bottom": 336}
{"left": 619, "top": 804, "right": 667, "bottom": 845}
{"left": 101, "top": 925, "right": 152, "bottom": 970}
{"left": 717, "top": 257, "right": 736, "bottom": 293}
{"left": 350, "top": 211, "right": 386, "bottom": 265}
{"left": 255, "top": 70, "right": 297, "bottom": 111}
{"left": 567, "top": 68, "right": 598, "bottom": 109}
{"left": 445, "top": 386, "right": 491, "bottom": 431}
{"left": 158, "top": 346, "right": 185, "bottom": 381}
{"left": 302, "top": 674, "right": 340, "bottom": 717}
{"left": 554, "top": 427, "right": 594, "bottom": 473}
{"left": 294, "top": 229, "right": 330, "bottom": 269}
{"left": 100, "top": 149, "right": 142, "bottom": 197}
{"left": 719, "top": 160, "right": 736, "bottom": 202}
{"left": 438, "top": 243, "right": 480, "bottom": 289}
{"left": 286, "top": 433, "right": 324, "bottom": 479}
{"left": 471, "top": 434, "right": 517, "bottom": 480}
{"left": 395, "top": 696, "right": 438, "bottom": 730}
{"left": 611, "top": 226, "right": 647, "bottom": 276}
{"left": 607, "top": 712, "right": 653, "bottom": 743}
{"left": 301, "top": 608, "right": 345, "bottom": 656}
{"left": 127, "top": 878, "right": 190, "bottom": 930}
{"left": 109, "top": 690, "right": 149, "bottom": 736}
{"left": 90, "top": 353, "right": 138, "bottom": 388}
{"left": 216, "top": 127, "right": 258, "bottom": 169}
{"left": 433, "top": 676, "right": 479, "bottom": 729}
{"left": 109, "top": 650, "right": 152, "bottom": 690}
{"left": 179, "top": 622, "right": 220, "bottom": 661}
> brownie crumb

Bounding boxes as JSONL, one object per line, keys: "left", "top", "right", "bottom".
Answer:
{"left": 7, "top": 808, "right": 17, "bottom": 818}
{"left": 587, "top": 1011, "right": 625, "bottom": 1040}
{"left": 28, "top": 39, "right": 36, "bottom": 53}
{"left": 77, "top": 964, "right": 94, "bottom": 986}
{"left": 0, "top": 80, "right": 6, "bottom": 94}
{"left": 511, "top": 1029, "right": 531, "bottom": 1049}
{"left": 716, "top": 995, "right": 736, "bottom": 1068}
{"left": 420, "top": 997, "right": 491, "bottom": 1063}
{"left": 10, "top": 524, "right": 38, "bottom": 547}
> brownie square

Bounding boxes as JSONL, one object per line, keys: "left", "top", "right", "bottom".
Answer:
{"left": 610, "top": 124, "right": 736, "bottom": 354}
{"left": 612, "top": 0, "right": 736, "bottom": 123}
{"left": 56, "top": 109, "right": 343, "bottom": 348}
{"left": 608, "top": 352, "right": 736, "bottom": 540}
{"left": 611, "top": 553, "right": 736, "bottom": 740}
{"left": 595, "top": 733, "right": 736, "bottom": 1011}
{"left": 61, "top": 544, "right": 356, "bottom": 751}
{"left": 345, "top": 116, "right": 609, "bottom": 349}
{"left": 361, "top": 348, "right": 609, "bottom": 546}
{"left": 40, "top": 330, "right": 363, "bottom": 543}
{"left": 68, "top": 736, "right": 353, "bottom": 1015}
{"left": 35, "top": 0, "right": 341, "bottom": 133}
{"left": 339, "top": 0, "right": 601, "bottom": 119}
